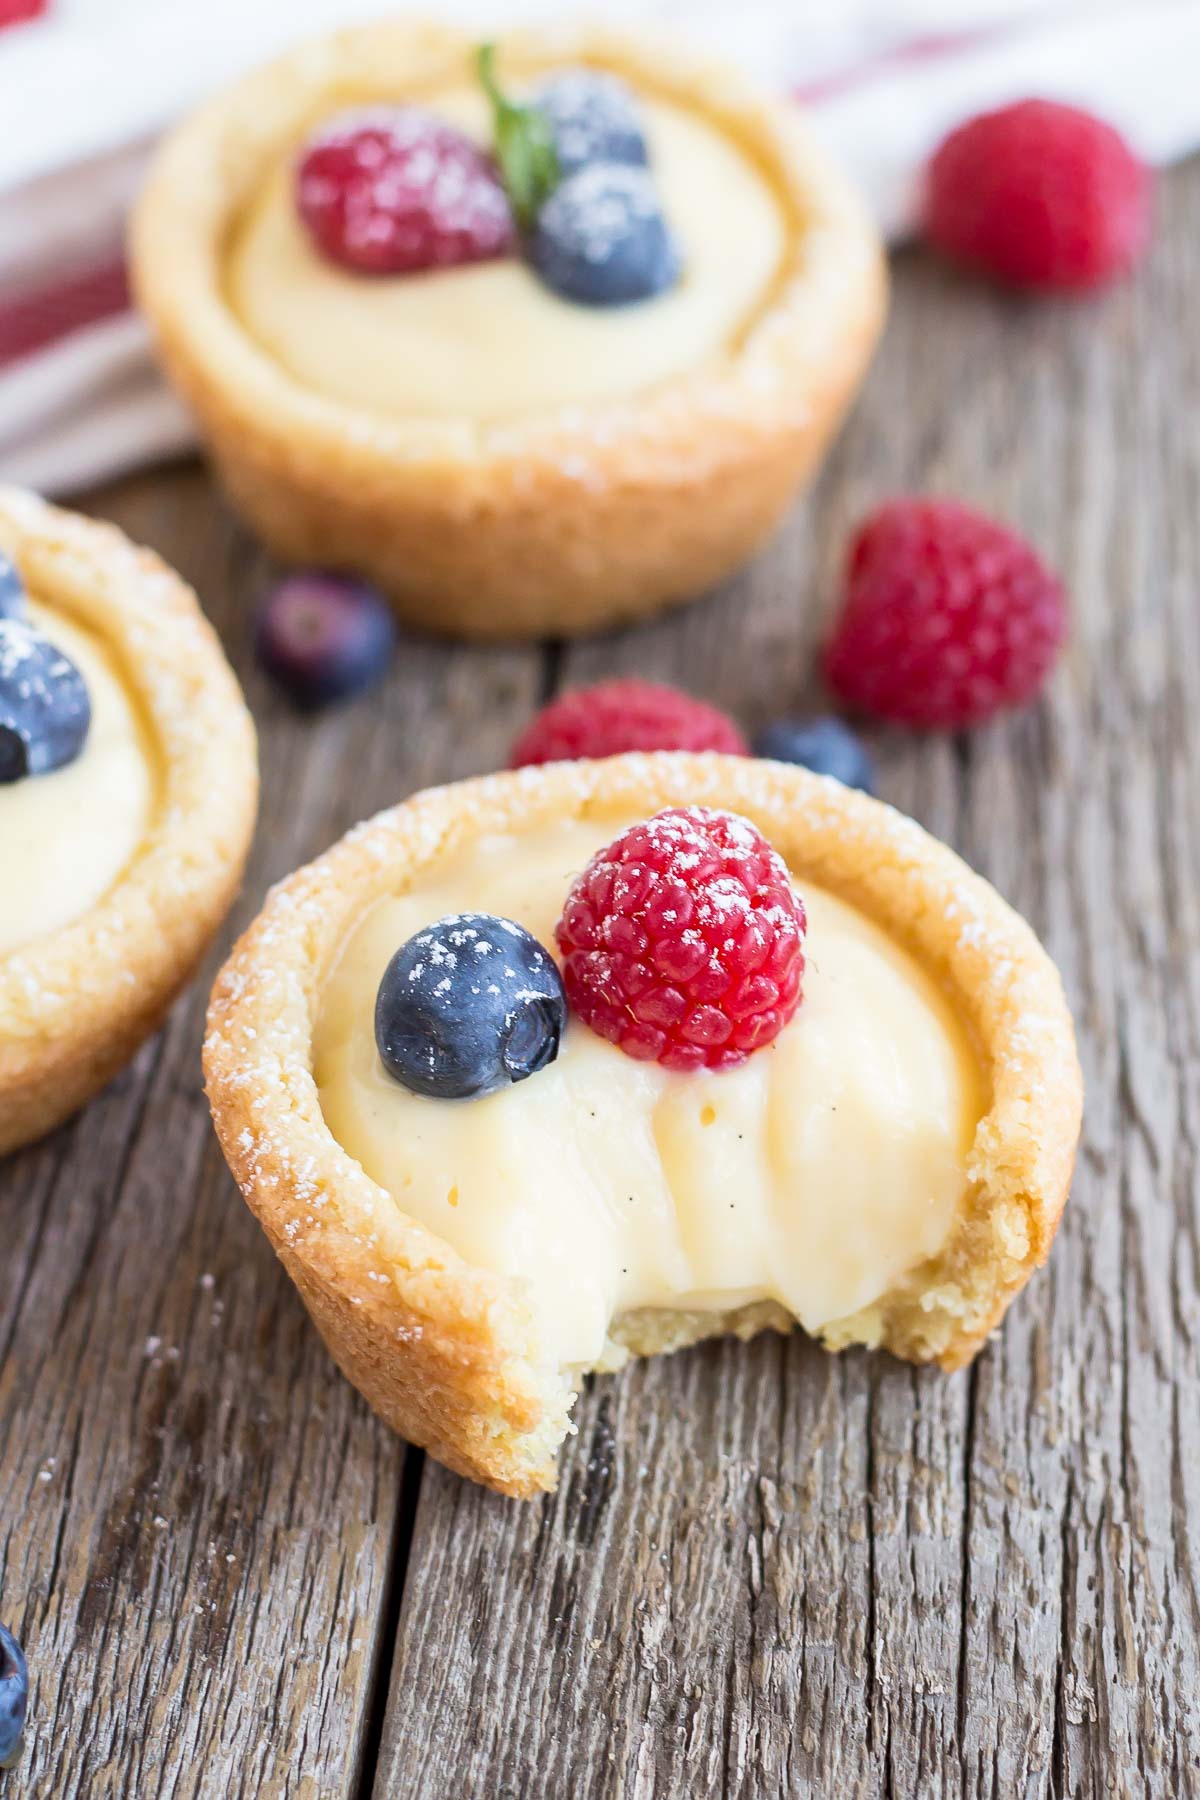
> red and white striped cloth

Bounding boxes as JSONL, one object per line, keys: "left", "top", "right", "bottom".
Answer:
{"left": 3, "top": 0, "right": 1199, "bottom": 494}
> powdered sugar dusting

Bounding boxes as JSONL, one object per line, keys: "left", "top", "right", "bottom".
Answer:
{"left": 537, "top": 68, "right": 645, "bottom": 174}
{"left": 537, "top": 162, "right": 660, "bottom": 269}
{"left": 203, "top": 753, "right": 1078, "bottom": 1427}
{"left": 556, "top": 804, "right": 806, "bottom": 1072}
{"left": 297, "top": 108, "right": 514, "bottom": 275}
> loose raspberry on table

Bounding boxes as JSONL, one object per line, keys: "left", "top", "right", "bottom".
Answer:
{"left": 0, "top": 0, "right": 47, "bottom": 27}
{"left": 296, "top": 109, "right": 514, "bottom": 275}
{"left": 509, "top": 679, "right": 748, "bottom": 767}
{"left": 824, "top": 498, "right": 1067, "bottom": 731}
{"left": 555, "top": 807, "right": 806, "bottom": 1073}
{"left": 925, "top": 98, "right": 1151, "bottom": 292}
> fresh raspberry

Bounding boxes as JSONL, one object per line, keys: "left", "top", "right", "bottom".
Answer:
{"left": 556, "top": 807, "right": 805, "bottom": 1073}
{"left": 509, "top": 679, "right": 748, "bottom": 767}
{"left": 0, "top": 0, "right": 47, "bottom": 26}
{"left": 824, "top": 498, "right": 1067, "bottom": 730}
{"left": 925, "top": 99, "right": 1151, "bottom": 292}
{"left": 296, "top": 109, "right": 514, "bottom": 275}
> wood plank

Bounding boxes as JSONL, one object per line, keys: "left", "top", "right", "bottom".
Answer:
{"left": 0, "top": 470, "right": 543, "bottom": 1796}
{"left": 374, "top": 164, "right": 1200, "bottom": 1799}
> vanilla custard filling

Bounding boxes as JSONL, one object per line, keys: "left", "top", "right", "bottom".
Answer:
{"left": 227, "top": 88, "right": 787, "bottom": 422}
{"left": 315, "top": 816, "right": 984, "bottom": 1370}
{"left": 0, "top": 601, "right": 157, "bottom": 957}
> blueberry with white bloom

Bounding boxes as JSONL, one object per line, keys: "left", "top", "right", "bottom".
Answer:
{"left": 375, "top": 913, "right": 567, "bottom": 1099}
{"left": 255, "top": 573, "right": 396, "bottom": 710}
{"left": 0, "top": 1624, "right": 28, "bottom": 1767}
{"left": 536, "top": 69, "right": 648, "bottom": 177}
{"left": 531, "top": 162, "right": 680, "bottom": 306}
{"left": 0, "top": 619, "right": 91, "bottom": 783}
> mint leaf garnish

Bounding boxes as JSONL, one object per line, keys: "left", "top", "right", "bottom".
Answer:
{"left": 477, "top": 42, "right": 559, "bottom": 229}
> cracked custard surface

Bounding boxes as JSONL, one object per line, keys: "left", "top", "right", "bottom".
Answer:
{"left": 226, "top": 86, "right": 787, "bottom": 423}
{"left": 314, "top": 814, "right": 985, "bottom": 1370}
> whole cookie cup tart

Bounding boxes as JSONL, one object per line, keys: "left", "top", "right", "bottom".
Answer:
{"left": 204, "top": 754, "right": 1081, "bottom": 1496}
{"left": 132, "top": 22, "right": 886, "bottom": 639}
{"left": 0, "top": 488, "right": 258, "bottom": 1155}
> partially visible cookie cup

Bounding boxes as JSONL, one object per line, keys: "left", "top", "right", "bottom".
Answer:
{"left": 131, "top": 20, "right": 887, "bottom": 640}
{"left": 0, "top": 488, "right": 258, "bottom": 1155}
{"left": 203, "top": 754, "right": 1081, "bottom": 1498}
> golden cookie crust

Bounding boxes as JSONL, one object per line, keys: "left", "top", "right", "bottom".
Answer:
{"left": 203, "top": 753, "right": 1082, "bottom": 1498}
{"left": 131, "top": 20, "right": 887, "bottom": 640}
{"left": 0, "top": 487, "right": 258, "bottom": 1155}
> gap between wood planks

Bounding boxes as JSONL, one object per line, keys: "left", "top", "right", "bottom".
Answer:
{"left": 351, "top": 628, "right": 563, "bottom": 1796}
{"left": 351, "top": 1448, "right": 425, "bottom": 1800}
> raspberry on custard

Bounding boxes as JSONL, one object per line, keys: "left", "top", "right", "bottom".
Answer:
{"left": 509, "top": 679, "right": 748, "bottom": 767}
{"left": 296, "top": 109, "right": 514, "bottom": 275}
{"left": 555, "top": 807, "right": 806, "bottom": 1073}
{"left": 824, "top": 497, "right": 1067, "bottom": 730}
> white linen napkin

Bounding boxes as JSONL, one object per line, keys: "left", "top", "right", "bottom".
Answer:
{"left": 2, "top": 0, "right": 1198, "bottom": 494}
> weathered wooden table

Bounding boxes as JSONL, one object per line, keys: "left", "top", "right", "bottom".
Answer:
{"left": 3, "top": 161, "right": 1199, "bottom": 1799}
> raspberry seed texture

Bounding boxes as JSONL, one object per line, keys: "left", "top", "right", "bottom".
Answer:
{"left": 510, "top": 678, "right": 748, "bottom": 767}
{"left": 824, "top": 498, "right": 1067, "bottom": 730}
{"left": 555, "top": 807, "right": 806, "bottom": 1073}
{"left": 296, "top": 109, "right": 514, "bottom": 275}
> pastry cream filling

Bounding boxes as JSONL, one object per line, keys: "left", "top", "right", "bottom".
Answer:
{"left": 0, "top": 601, "right": 157, "bottom": 957}
{"left": 227, "top": 88, "right": 787, "bottom": 422}
{"left": 315, "top": 816, "right": 984, "bottom": 1370}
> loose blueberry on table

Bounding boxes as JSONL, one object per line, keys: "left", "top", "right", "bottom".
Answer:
{"left": 0, "top": 552, "right": 26, "bottom": 621}
{"left": 752, "top": 716, "right": 875, "bottom": 793}
{"left": 0, "top": 1623, "right": 27, "bottom": 1768}
{"left": 0, "top": 617, "right": 91, "bottom": 783}
{"left": 375, "top": 913, "right": 568, "bottom": 1100}
{"left": 255, "top": 573, "right": 396, "bottom": 709}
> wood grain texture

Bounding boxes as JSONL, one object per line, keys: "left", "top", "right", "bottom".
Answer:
{"left": 1, "top": 164, "right": 1198, "bottom": 1799}
{"left": 0, "top": 474, "right": 540, "bottom": 1796}
{"left": 373, "top": 168, "right": 1200, "bottom": 1799}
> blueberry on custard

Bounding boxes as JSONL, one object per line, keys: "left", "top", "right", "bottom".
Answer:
{"left": 536, "top": 69, "right": 649, "bottom": 177}
{"left": 478, "top": 43, "right": 681, "bottom": 308}
{"left": 0, "top": 553, "right": 26, "bottom": 622}
{"left": 0, "top": 619, "right": 91, "bottom": 783}
{"left": 375, "top": 913, "right": 567, "bottom": 1100}
{"left": 532, "top": 164, "right": 681, "bottom": 307}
